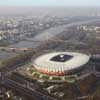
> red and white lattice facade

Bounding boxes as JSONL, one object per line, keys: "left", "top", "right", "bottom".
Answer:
{"left": 33, "top": 52, "right": 90, "bottom": 76}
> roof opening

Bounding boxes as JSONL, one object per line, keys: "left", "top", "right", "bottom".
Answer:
{"left": 50, "top": 54, "right": 73, "bottom": 62}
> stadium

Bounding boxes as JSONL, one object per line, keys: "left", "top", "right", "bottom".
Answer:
{"left": 33, "top": 52, "right": 90, "bottom": 76}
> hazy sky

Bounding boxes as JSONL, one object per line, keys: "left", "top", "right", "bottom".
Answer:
{"left": 0, "top": 0, "right": 99, "bottom": 6}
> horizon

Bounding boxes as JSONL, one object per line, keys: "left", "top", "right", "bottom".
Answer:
{"left": 0, "top": 0, "right": 99, "bottom": 6}
{"left": 0, "top": 6, "right": 99, "bottom": 16}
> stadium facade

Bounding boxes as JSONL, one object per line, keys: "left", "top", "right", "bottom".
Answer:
{"left": 33, "top": 52, "right": 90, "bottom": 76}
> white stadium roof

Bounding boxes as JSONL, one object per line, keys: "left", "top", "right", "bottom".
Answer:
{"left": 33, "top": 52, "right": 90, "bottom": 75}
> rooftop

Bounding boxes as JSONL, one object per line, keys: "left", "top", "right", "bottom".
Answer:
{"left": 34, "top": 52, "right": 90, "bottom": 71}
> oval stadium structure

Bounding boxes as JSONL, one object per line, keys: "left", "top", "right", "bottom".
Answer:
{"left": 33, "top": 52, "right": 90, "bottom": 76}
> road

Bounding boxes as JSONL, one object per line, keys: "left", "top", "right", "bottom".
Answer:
{"left": 2, "top": 77, "right": 57, "bottom": 100}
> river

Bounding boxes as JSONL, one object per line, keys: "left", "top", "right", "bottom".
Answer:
{"left": 9, "top": 18, "right": 100, "bottom": 48}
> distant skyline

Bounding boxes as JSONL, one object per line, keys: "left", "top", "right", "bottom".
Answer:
{"left": 0, "top": 0, "right": 99, "bottom": 6}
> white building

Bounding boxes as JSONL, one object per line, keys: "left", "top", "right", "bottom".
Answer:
{"left": 33, "top": 52, "right": 90, "bottom": 76}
